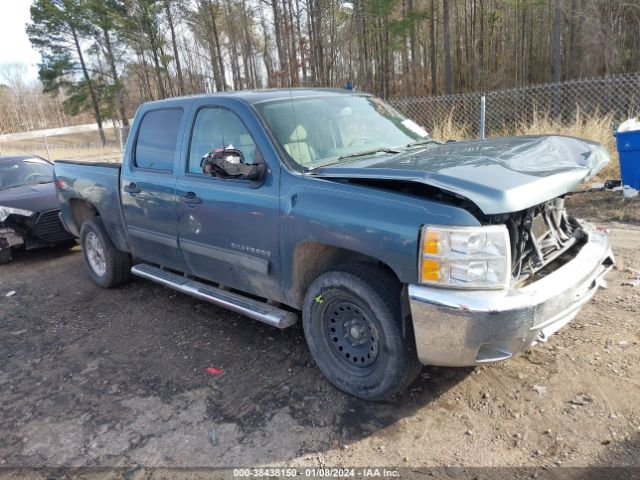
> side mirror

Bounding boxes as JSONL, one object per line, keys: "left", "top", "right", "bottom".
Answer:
{"left": 243, "top": 162, "right": 264, "bottom": 181}
{"left": 200, "top": 148, "right": 264, "bottom": 182}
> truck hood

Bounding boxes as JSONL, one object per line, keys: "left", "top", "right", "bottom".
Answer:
{"left": 312, "top": 135, "right": 610, "bottom": 214}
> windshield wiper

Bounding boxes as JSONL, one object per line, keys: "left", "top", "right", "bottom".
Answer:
{"left": 337, "top": 147, "right": 403, "bottom": 161}
{"left": 307, "top": 147, "right": 405, "bottom": 172}
{"left": 406, "top": 139, "right": 439, "bottom": 148}
{"left": 308, "top": 147, "right": 402, "bottom": 171}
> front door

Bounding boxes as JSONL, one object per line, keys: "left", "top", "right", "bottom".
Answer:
{"left": 175, "top": 105, "right": 282, "bottom": 301}
{"left": 120, "top": 107, "right": 186, "bottom": 270}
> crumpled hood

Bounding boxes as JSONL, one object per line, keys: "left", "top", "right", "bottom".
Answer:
{"left": 0, "top": 182, "right": 58, "bottom": 213}
{"left": 313, "top": 135, "right": 610, "bottom": 214}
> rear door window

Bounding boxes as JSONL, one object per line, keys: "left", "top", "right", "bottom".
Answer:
{"left": 134, "top": 108, "right": 184, "bottom": 171}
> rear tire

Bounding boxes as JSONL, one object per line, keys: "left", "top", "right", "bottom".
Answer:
{"left": 0, "top": 247, "right": 12, "bottom": 265}
{"left": 302, "top": 263, "right": 421, "bottom": 401}
{"left": 80, "top": 217, "right": 131, "bottom": 288}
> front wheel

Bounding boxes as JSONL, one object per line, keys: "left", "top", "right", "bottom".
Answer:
{"left": 302, "top": 263, "right": 421, "bottom": 401}
{"left": 80, "top": 217, "right": 131, "bottom": 288}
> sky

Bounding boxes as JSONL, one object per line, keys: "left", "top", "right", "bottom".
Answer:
{"left": 0, "top": 0, "right": 40, "bottom": 84}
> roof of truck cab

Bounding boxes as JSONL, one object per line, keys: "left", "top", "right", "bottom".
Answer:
{"left": 141, "top": 88, "right": 365, "bottom": 108}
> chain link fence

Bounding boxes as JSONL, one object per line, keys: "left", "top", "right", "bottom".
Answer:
{"left": 389, "top": 73, "right": 640, "bottom": 139}
{"left": 1, "top": 74, "right": 638, "bottom": 167}
{"left": 0, "top": 125, "right": 129, "bottom": 163}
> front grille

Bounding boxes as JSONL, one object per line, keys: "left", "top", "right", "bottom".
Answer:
{"left": 33, "top": 209, "right": 73, "bottom": 243}
{"left": 509, "top": 198, "right": 583, "bottom": 284}
{"left": 531, "top": 214, "right": 548, "bottom": 240}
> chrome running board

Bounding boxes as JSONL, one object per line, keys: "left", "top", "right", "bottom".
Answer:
{"left": 131, "top": 263, "right": 297, "bottom": 328}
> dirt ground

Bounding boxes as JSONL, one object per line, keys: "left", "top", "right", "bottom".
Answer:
{"left": 0, "top": 190, "right": 639, "bottom": 474}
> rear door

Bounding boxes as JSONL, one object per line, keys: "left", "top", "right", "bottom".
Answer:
{"left": 175, "top": 101, "right": 283, "bottom": 301}
{"left": 121, "top": 106, "right": 187, "bottom": 270}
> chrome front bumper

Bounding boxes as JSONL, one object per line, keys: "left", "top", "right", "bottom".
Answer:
{"left": 408, "top": 227, "right": 614, "bottom": 366}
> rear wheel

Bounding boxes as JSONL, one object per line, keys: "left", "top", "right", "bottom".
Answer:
{"left": 80, "top": 217, "right": 131, "bottom": 288}
{"left": 0, "top": 247, "right": 12, "bottom": 265}
{"left": 0, "top": 236, "right": 12, "bottom": 264}
{"left": 302, "top": 263, "right": 421, "bottom": 401}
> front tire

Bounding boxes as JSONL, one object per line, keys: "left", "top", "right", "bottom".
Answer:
{"left": 302, "top": 263, "right": 421, "bottom": 401}
{"left": 80, "top": 217, "right": 131, "bottom": 288}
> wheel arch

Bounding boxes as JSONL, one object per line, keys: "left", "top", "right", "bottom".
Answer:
{"left": 67, "top": 198, "right": 129, "bottom": 252}
{"left": 69, "top": 198, "right": 99, "bottom": 230}
{"left": 289, "top": 241, "right": 402, "bottom": 307}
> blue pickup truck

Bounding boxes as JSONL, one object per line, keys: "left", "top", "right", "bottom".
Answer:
{"left": 54, "top": 89, "right": 614, "bottom": 400}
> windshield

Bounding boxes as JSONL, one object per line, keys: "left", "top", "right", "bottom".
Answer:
{"left": 254, "top": 94, "right": 430, "bottom": 169}
{"left": 0, "top": 157, "right": 53, "bottom": 190}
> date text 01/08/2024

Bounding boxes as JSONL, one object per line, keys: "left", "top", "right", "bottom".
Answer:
{"left": 232, "top": 468, "right": 400, "bottom": 477}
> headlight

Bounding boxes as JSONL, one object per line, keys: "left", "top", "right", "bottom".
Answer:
{"left": 0, "top": 206, "right": 34, "bottom": 222}
{"left": 419, "top": 225, "right": 511, "bottom": 289}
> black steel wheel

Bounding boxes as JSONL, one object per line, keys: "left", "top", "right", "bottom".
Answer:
{"left": 302, "top": 263, "right": 422, "bottom": 401}
{"left": 322, "top": 300, "right": 380, "bottom": 373}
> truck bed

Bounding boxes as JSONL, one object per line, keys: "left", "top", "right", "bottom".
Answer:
{"left": 54, "top": 160, "right": 129, "bottom": 252}
{"left": 56, "top": 159, "right": 122, "bottom": 168}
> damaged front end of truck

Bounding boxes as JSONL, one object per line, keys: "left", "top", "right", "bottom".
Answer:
{"left": 312, "top": 134, "right": 615, "bottom": 366}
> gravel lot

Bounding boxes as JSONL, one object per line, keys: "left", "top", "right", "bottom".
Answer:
{"left": 1, "top": 190, "right": 639, "bottom": 473}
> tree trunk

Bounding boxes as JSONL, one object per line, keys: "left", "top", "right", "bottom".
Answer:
{"left": 429, "top": 0, "right": 437, "bottom": 95}
{"left": 442, "top": 0, "right": 453, "bottom": 95}
{"left": 568, "top": 0, "right": 585, "bottom": 79}
{"left": 408, "top": 0, "right": 418, "bottom": 94}
{"left": 209, "top": 0, "right": 228, "bottom": 90}
{"left": 71, "top": 24, "right": 106, "bottom": 146}
{"left": 552, "top": 1, "right": 562, "bottom": 82}
{"left": 294, "top": 0, "right": 307, "bottom": 83}
{"left": 552, "top": 1, "right": 563, "bottom": 118}
{"left": 224, "top": 0, "right": 242, "bottom": 89}
{"left": 103, "top": 28, "right": 129, "bottom": 128}
{"left": 257, "top": 1, "right": 275, "bottom": 87}
{"left": 271, "top": 0, "right": 287, "bottom": 80}
{"left": 150, "top": 46, "right": 167, "bottom": 98}
{"left": 401, "top": 0, "right": 410, "bottom": 94}
{"left": 164, "top": 0, "right": 185, "bottom": 95}
{"left": 240, "top": 0, "right": 257, "bottom": 88}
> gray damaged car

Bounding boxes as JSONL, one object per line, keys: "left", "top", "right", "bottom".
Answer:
{"left": 0, "top": 155, "right": 74, "bottom": 264}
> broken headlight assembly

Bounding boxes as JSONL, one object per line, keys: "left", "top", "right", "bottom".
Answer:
{"left": 419, "top": 225, "right": 511, "bottom": 289}
{"left": 0, "top": 206, "right": 34, "bottom": 223}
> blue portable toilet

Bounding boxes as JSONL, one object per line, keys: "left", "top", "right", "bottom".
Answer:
{"left": 614, "top": 129, "right": 640, "bottom": 189}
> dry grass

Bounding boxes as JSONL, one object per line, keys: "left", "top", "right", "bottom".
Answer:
{"left": 429, "top": 114, "right": 475, "bottom": 141}
{"left": 0, "top": 146, "right": 122, "bottom": 163}
{"left": 0, "top": 129, "right": 122, "bottom": 163}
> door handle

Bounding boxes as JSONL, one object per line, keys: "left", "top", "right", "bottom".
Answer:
{"left": 124, "top": 182, "right": 141, "bottom": 194}
{"left": 179, "top": 192, "right": 202, "bottom": 205}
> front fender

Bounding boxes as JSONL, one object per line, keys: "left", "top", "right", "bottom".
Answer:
{"left": 280, "top": 174, "right": 481, "bottom": 304}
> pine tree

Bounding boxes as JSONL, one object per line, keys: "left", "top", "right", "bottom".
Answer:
{"left": 28, "top": 0, "right": 107, "bottom": 145}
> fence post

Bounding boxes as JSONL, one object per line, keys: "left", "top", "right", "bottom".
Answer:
{"left": 118, "top": 126, "right": 124, "bottom": 152}
{"left": 118, "top": 126, "right": 130, "bottom": 153}
{"left": 43, "top": 134, "right": 51, "bottom": 161}
{"left": 480, "top": 95, "right": 486, "bottom": 140}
